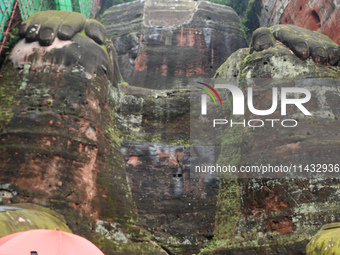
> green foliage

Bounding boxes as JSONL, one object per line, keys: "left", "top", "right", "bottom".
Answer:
{"left": 208, "top": 0, "right": 262, "bottom": 43}
{"left": 240, "top": 17, "right": 250, "bottom": 44}
{"left": 4, "top": 28, "right": 20, "bottom": 56}
{"left": 243, "top": 0, "right": 262, "bottom": 37}
{"left": 208, "top": 0, "right": 248, "bottom": 15}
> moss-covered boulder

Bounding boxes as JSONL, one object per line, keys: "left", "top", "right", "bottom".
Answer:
{"left": 0, "top": 204, "right": 71, "bottom": 236}
{"left": 306, "top": 223, "right": 340, "bottom": 255}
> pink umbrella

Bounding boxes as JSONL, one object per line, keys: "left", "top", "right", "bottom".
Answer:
{"left": 0, "top": 229, "right": 104, "bottom": 255}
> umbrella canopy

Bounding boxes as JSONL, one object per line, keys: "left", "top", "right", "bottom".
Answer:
{"left": 0, "top": 229, "right": 104, "bottom": 255}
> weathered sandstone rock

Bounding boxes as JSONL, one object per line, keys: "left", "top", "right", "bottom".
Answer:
{"left": 110, "top": 84, "right": 219, "bottom": 254}
{"left": 2, "top": 6, "right": 340, "bottom": 255}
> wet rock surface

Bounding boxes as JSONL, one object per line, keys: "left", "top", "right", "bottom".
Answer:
{"left": 122, "top": 143, "right": 218, "bottom": 254}
{"left": 101, "top": 0, "right": 247, "bottom": 89}
{"left": 0, "top": 64, "right": 152, "bottom": 254}
{"left": 115, "top": 86, "right": 190, "bottom": 143}
{"left": 113, "top": 84, "right": 219, "bottom": 254}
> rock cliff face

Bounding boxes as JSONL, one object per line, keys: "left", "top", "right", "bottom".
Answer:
{"left": 123, "top": 143, "right": 218, "bottom": 254}
{"left": 259, "top": 0, "right": 290, "bottom": 28}
{"left": 99, "top": 2, "right": 247, "bottom": 250}
{"left": 101, "top": 0, "right": 247, "bottom": 89}
{"left": 259, "top": 0, "right": 340, "bottom": 44}
{"left": 113, "top": 85, "right": 219, "bottom": 254}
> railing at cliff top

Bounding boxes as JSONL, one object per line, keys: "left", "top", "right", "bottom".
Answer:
{"left": 16, "top": 0, "right": 93, "bottom": 21}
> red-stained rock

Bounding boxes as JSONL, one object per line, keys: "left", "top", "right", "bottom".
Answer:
{"left": 280, "top": 0, "right": 340, "bottom": 44}
{"left": 260, "top": 0, "right": 340, "bottom": 45}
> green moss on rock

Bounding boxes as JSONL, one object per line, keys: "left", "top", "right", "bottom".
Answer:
{"left": 306, "top": 223, "right": 340, "bottom": 255}
{"left": 0, "top": 63, "right": 22, "bottom": 131}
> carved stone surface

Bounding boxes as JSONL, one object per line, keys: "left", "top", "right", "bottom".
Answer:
{"left": 205, "top": 24, "right": 340, "bottom": 255}
{"left": 0, "top": 11, "right": 167, "bottom": 255}
{"left": 2, "top": 6, "right": 340, "bottom": 255}
{"left": 216, "top": 25, "right": 340, "bottom": 80}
